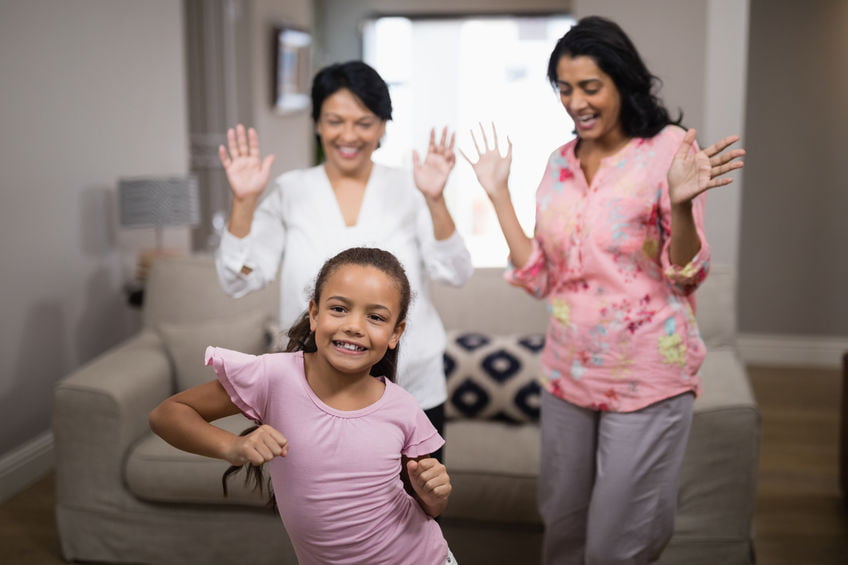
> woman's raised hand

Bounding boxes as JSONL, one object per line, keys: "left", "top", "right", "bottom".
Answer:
{"left": 667, "top": 129, "right": 745, "bottom": 206}
{"left": 412, "top": 127, "right": 457, "bottom": 200}
{"left": 218, "top": 124, "right": 276, "bottom": 202}
{"left": 459, "top": 122, "right": 513, "bottom": 202}
{"left": 225, "top": 424, "right": 288, "bottom": 467}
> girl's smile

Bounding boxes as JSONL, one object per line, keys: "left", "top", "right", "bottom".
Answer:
{"left": 308, "top": 264, "right": 405, "bottom": 380}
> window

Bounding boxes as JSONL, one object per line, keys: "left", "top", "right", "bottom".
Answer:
{"left": 363, "top": 15, "right": 575, "bottom": 267}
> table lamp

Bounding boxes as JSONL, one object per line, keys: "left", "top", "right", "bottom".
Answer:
{"left": 118, "top": 175, "right": 200, "bottom": 250}
{"left": 118, "top": 175, "right": 200, "bottom": 285}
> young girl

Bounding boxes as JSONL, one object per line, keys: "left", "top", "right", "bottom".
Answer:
{"left": 149, "top": 247, "right": 458, "bottom": 565}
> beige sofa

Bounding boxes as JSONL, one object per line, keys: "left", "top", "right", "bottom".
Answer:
{"left": 53, "top": 255, "right": 758, "bottom": 564}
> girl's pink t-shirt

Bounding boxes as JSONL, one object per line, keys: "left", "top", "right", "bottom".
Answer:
{"left": 507, "top": 125, "right": 710, "bottom": 412}
{"left": 206, "top": 347, "right": 448, "bottom": 565}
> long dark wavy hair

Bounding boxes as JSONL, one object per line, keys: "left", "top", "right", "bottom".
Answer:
{"left": 547, "top": 15, "right": 682, "bottom": 139}
{"left": 222, "top": 247, "right": 412, "bottom": 509}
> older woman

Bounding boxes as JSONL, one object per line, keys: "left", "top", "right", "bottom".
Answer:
{"left": 216, "top": 61, "right": 472, "bottom": 459}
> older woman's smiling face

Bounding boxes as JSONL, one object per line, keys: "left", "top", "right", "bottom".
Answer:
{"left": 316, "top": 88, "right": 386, "bottom": 177}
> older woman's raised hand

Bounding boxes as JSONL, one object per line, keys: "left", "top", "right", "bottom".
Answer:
{"left": 460, "top": 122, "right": 513, "bottom": 204}
{"left": 667, "top": 129, "right": 745, "bottom": 206}
{"left": 218, "top": 124, "right": 276, "bottom": 202}
{"left": 413, "top": 127, "right": 456, "bottom": 201}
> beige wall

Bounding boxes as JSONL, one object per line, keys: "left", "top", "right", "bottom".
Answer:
{"left": 739, "top": 0, "right": 848, "bottom": 336}
{"left": 0, "top": 0, "right": 188, "bottom": 458}
{"left": 0, "top": 0, "right": 315, "bottom": 476}
{"left": 251, "top": 0, "right": 315, "bottom": 179}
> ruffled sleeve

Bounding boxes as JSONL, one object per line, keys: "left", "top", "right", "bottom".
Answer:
{"left": 204, "top": 346, "right": 267, "bottom": 424}
{"left": 402, "top": 405, "right": 445, "bottom": 458}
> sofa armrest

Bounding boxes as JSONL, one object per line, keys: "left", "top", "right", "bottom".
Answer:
{"left": 52, "top": 330, "right": 173, "bottom": 511}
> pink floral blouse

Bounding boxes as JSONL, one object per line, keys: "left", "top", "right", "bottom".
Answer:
{"left": 507, "top": 125, "right": 710, "bottom": 412}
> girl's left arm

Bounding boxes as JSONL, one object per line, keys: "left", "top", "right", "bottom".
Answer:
{"left": 402, "top": 456, "right": 452, "bottom": 518}
{"left": 667, "top": 129, "right": 745, "bottom": 266}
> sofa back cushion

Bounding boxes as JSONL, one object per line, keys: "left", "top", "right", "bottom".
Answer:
{"left": 142, "top": 255, "right": 279, "bottom": 329}
{"left": 159, "top": 309, "right": 271, "bottom": 391}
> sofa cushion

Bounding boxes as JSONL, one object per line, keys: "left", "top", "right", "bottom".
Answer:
{"left": 443, "top": 419, "right": 542, "bottom": 524}
{"left": 125, "top": 414, "right": 271, "bottom": 506}
{"left": 444, "top": 331, "right": 544, "bottom": 423}
{"left": 158, "top": 310, "right": 270, "bottom": 391}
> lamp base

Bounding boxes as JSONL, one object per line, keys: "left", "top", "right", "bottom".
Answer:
{"left": 136, "top": 248, "right": 181, "bottom": 281}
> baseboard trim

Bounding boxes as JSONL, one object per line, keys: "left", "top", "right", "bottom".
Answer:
{"left": 0, "top": 431, "right": 54, "bottom": 505}
{"left": 737, "top": 333, "right": 848, "bottom": 369}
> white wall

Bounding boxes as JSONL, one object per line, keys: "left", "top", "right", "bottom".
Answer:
{"left": 0, "top": 0, "right": 317, "bottom": 502}
{"left": 0, "top": 0, "right": 189, "bottom": 472}
{"left": 736, "top": 0, "right": 848, "bottom": 363}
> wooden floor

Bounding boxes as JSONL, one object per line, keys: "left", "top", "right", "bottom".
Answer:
{"left": 748, "top": 365, "right": 848, "bottom": 564}
{"left": 1, "top": 364, "right": 847, "bottom": 564}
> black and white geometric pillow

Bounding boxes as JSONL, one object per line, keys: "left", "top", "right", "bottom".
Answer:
{"left": 443, "top": 331, "right": 544, "bottom": 423}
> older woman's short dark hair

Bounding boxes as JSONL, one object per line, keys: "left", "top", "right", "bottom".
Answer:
{"left": 310, "top": 60, "right": 393, "bottom": 123}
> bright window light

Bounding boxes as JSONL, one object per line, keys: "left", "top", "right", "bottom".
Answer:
{"left": 363, "top": 15, "right": 576, "bottom": 267}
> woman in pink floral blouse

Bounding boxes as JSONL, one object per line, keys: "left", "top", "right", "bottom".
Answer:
{"left": 461, "top": 15, "right": 745, "bottom": 565}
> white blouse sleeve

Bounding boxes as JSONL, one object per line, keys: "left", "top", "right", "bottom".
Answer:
{"left": 215, "top": 183, "right": 287, "bottom": 298}
{"left": 414, "top": 195, "right": 473, "bottom": 288}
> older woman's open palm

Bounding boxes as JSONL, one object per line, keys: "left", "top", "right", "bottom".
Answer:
{"left": 667, "top": 129, "right": 745, "bottom": 206}
{"left": 412, "top": 127, "right": 456, "bottom": 200}
{"left": 218, "top": 124, "right": 276, "bottom": 201}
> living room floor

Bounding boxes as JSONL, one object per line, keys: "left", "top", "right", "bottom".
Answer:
{"left": 2, "top": 364, "right": 846, "bottom": 564}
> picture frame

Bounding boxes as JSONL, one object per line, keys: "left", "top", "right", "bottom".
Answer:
{"left": 273, "top": 26, "right": 311, "bottom": 114}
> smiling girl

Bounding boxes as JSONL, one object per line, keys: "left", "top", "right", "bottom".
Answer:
{"left": 149, "top": 247, "right": 458, "bottom": 565}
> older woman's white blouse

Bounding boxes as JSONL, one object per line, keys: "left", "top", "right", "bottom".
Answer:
{"left": 216, "top": 163, "right": 473, "bottom": 410}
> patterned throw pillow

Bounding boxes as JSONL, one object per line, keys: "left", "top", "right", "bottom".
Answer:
{"left": 443, "top": 331, "right": 545, "bottom": 423}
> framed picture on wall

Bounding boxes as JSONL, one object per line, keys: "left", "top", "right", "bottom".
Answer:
{"left": 273, "top": 26, "right": 311, "bottom": 113}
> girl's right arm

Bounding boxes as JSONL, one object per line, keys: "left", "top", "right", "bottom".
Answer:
{"left": 149, "top": 381, "right": 288, "bottom": 467}
{"left": 460, "top": 123, "right": 533, "bottom": 269}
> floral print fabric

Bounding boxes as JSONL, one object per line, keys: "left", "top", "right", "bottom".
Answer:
{"left": 506, "top": 126, "right": 709, "bottom": 412}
